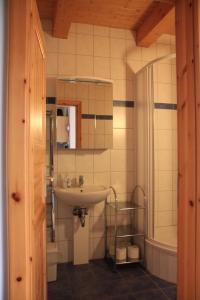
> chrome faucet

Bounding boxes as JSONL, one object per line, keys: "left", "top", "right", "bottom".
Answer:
{"left": 79, "top": 175, "right": 84, "bottom": 187}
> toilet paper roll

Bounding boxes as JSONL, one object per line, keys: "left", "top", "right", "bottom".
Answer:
{"left": 127, "top": 245, "right": 140, "bottom": 261}
{"left": 116, "top": 247, "right": 127, "bottom": 261}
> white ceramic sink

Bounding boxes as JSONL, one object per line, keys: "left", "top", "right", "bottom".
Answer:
{"left": 54, "top": 185, "right": 110, "bottom": 207}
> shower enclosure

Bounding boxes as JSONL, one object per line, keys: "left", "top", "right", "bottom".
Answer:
{"left": 136, "top": 54, "right": 177, "bottom": 283}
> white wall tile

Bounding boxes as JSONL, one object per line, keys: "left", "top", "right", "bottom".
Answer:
{"left": 158, "top": 171, "right": 173, "bottom": 191}
{"left": 157, "top": 83, "right": 174, "bottom": 103}
{"left": 172, "top": 191, "right": 177, "bottom": 211}
{"left": 157, "top": 63, "right": 172, "bottom": 83}
{"left": 58, "top": 34, "right": 76, "bottom": 54}
{"left": 110, "top": 38, "right": 126, "bottom": 59}
{"left": 94, "top": 172, "right": 110, "bottom": 187}
{"left": 157, "top": 130, "right": 172, "bottom": 150}
{"left": 111, "top": 150, "right": 134, "bottom": 172}
{"left": 157, "top": 191, "right": 173, "bottom": 211}
{"left": 111, "top": 171, "right": 136, "bottom": 193}
{"left": 172, "top": 171, "right": 177, "bottom": 191}
{"left": 76, "top": 55, "right": 94, "bottom": 77}
{"left": 110, "top": 28, "right": 126, "bottom": 39}
{"left": 113, "top": 128, "right": 135, "bottom": 149}
{"left": 76, "top": 34, "right": 93, "bottom": 56}
{"left": 113, "top": 79, "right": 126, "bottom": 100}
{"left": 81, "top": 134, "right": 89, "bottom": 148}
{"left": 57, "top": 218, "right": 73, "bottom": 241}
{"left": 76, "top": 82, "right": 89, "bottom": 99}
{"left": 157, "top": 211, "right": 173, "bottom": 227}
{"left": 172, "top": 130, "right": 178, "bottom": 150}
{"left": 75, "top": 151, "right": 94, "bottom": 173}
{"left": 156, "top": 110, "right": 172, "bottom": 130}
{"left": 45, "top": 32, "right": 58, "bottom": 53}
{"left": 110, "top": 58, "right": 126, "bottom": 80}
{"left": 58, "top": 54, "right": 76, "bottom": 76}
{"left": 82, "top": 119, "right": 89, "bottom": 134}
{"left": 94, "top": 57, "right": 110, "bottom": 78}
{"left": 46, "top": 53, "right": 58, "bottom": 75}
{"left": 57, "top": 151, "right": 76, "bottom": 173}
{"left": 94, "top": 150, "right": 110, "bottom": 172}
{"left": 57, "top": 240, "right": 73, "bottom": 263}
{"left": 113, "top": 107, "right": 134, "bottom": 129}
{"left": 94, "top": 36, "right": 110, "bottom": 57}
{"left": 46, "top": 77, "right": 56, "bottom": 97}
{"left": 94, "top": 25, "right": 109, "bottom": 37}
{"left": 158, "top": 150, "right": 173, "bottom": 171}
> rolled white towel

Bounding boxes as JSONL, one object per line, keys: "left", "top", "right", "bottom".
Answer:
{"left": 127, "top": 245, "right": 140, "bottom": 261}
{"left": 116, "top": 247, "right": 127, "bottom": 261}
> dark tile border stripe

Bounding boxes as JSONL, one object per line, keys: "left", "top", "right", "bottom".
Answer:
{"left": 154, "top": 102, "right": 177, "bottom": 110}
{"left": 46, "top": 97, "right": 135, "bottom": 108}
{"left": 81, "top": 114, "right": 95, "bottom": 119}
{"left": 96, "top": 115, "right": 113, "bottom": 120}
{"left": 113, "top": 100, "right": 135, "bottom": 107}
{"left": 82, "top": 114, "right": 113, "bottom": 120}
{"left": 46, "top": 97, "right": 56, "bottom": 104}
{"left": 46, "top": 98, "right": 176, "bottom": 112}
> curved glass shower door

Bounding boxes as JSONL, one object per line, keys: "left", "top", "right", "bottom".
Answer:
{"left": 136, "top": 54, "right": 177, "bottom": 248}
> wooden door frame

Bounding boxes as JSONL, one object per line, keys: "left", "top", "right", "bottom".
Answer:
{"left": 176, "top": 0, "right": 200, "bottom": 299}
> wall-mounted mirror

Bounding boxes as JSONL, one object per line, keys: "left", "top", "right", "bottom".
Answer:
{"left": 47, "top": 77, "right": 113, "bottom": 149}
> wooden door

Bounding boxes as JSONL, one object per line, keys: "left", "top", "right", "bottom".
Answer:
{"left": 7, "top": 0, "right": 46, "bottom": 299}
{"left": 29, "top": 1, "right": 46, "bottom": 299}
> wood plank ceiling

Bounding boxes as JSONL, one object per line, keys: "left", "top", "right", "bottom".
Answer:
{"left": 36, "top": 0, "right": 175, "bottom": 47}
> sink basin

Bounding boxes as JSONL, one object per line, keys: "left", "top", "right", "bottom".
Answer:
{"left": 54, "top": 185, "right": 110, "bottom": 207}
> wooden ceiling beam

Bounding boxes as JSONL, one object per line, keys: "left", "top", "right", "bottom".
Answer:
{"left": 53, "top": 0, "right": 71, "bottom": 39}
{"left": 135, "top": 1, "right": 175, "bottom": 47}
{"left": 152, "top": 0, "right": 174, "bottom": 3}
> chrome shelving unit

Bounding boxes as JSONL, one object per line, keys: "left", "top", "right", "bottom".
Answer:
{"left": 105, "top": 186, "right": 146, "bottom": 268}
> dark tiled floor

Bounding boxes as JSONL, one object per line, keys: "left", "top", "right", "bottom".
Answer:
{"left": 48, "top": 260, "right": 176, "bottom": 300}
